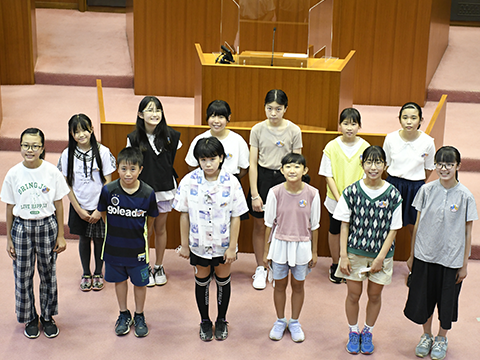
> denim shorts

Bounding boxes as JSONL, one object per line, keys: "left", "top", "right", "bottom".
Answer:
{"left": 271, "top": 261, "right": 310, "bottom": 281}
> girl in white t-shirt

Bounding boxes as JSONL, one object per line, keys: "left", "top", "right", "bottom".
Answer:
{"left": 249, "top": 89, "right": 303, "bottom": 290}
{"left": 1, "top": 128, "right": 70, "bottom": 339}
{"left": 185, "top": 100, "right": 249, "bottom": 179}
{"left": 263, "top": 153, "right": 320, "bottom": 343}
{"left": 58, "top": 114, "right": 116, "bottom": 292}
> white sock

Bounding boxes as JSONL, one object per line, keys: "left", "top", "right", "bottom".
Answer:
{"left": 154, "top": 264, "right": 162, "bottom": 270}
{"left": 363, "top": 324, "right": 374, "bottom": 333}
{"left": 349, "top": 323, "right": 360, "bottom": 333}
{"left": 278, "top": 317, "right": 287, "bottom": 323}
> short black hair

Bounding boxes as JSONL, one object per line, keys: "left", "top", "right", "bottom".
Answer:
{"left": 339, "top": 108, "right": 362, "bottom": 127}
{"left": 361, "top": 145, "right": 386, "bottom": 166}
{"left": 206, "top": 100, "right": 231, "bottom": 123}
{"left": 193, "top": 137, "right": 226, "bottom": 169}
{"left": 117, "top": 147, "right": 143, "bottom": 167}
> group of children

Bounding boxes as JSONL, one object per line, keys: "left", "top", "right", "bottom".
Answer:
{"left": 1, "top": 91, "right": 476, "bottom": 360}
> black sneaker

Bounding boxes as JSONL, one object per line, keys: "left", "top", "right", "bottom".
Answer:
{"left": 40, "top": 316, "right": 59, "bottom": 338}
{"left": 214, "top": 319, "right": 228, "bottom": 340}
{"left": 24, "top": 316, "right": 40, "bottom": 339}
{"left": 134, "top": 313, "right": 149, "bottom": 337}
{"left": 329, "top": 264, "right": 344, "bottom": 284}
{"left": 115, "top": 310, "right": 133, "bottom": 336}
{"left": 199, "top": 320, "right": 213, "bottom": 341}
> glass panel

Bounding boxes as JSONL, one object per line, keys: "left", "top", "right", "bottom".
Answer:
{"left": 308, "top": 0, "right": 333, "bottom": 57}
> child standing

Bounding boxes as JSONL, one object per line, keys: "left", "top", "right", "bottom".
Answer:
{"left": 1, "top": 128, "right": 70, "bottom": 339}
{"left": 185, "top": 99, "right": 249, "bottom": 179}
{"left": 383, "top": 102, "right": 435, "bottom": 236}
{"left": 319, "top": 108, "right": 370, "bottom": 284}
{"left": 249, "top": 89, "right": 303, "bottom": 290}
{"left": 58, "top": 114, "right": 116, "bottom": 291}
{"left": 127, "top": 96, "right": 181, "bottom": 287}
{"left": 334, "top": 146, "right": 403, "bottom": 354}
{"left": 174, "top": 137, "right": 248, "bottom": 341}
{"left": 263, "top": 153, "right": 320, "bottom": 343}
{"left": 404, "top": 146, "right": 477, "bottom": 360}
{"left": 97, "top": 147, "right": 159, "bottom": 337}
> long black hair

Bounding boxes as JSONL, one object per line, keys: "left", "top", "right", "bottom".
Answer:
{"left": 66, "top": 114, "right": 106, "bottom": 187}
{"left": 133, "top": 96, "right": 174, "bottom": 153}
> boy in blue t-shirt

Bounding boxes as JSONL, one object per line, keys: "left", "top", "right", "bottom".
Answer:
{"left": 98, "top": 147, "right": 159, "bottom": 337}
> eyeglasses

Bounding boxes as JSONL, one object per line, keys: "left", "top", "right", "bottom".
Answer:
{"left": 435, "top": 163, "right": 455, "bottom": 170}
{"left": 20, "top": 144, "right": 42, "bottom": 152}
{"left": 143, "top": 108, "right": 162, "bottom": 114}
{"left": 363, "top": 160, "right": 385, "bottom": 168}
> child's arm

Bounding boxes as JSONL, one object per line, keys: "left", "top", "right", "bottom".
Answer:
{"left": 457, "top": 220, "right": 473, "bottom": 284}
{"left": 178, "top": 212, "right": 191, "bottom": 259}
{"left": 407, "top": 211, "right": 421, "bottom": 271}
{"left": 5, "top": 204, "right": 16, "bottom": 260}
{"left": 224, "top": 216, "right": 240, "bottom": 264}
{"left": 53, "top": 199, "right": 67, "bottom": 254}
{"left": 309, "top": 228, "right": 318, "bottom": 268}
{"left": 339, "top": 221, "right": 351, "bottom": 275}
{"left": 263, "top": 226, "right": 272, "bottom": 268}
{"left": 425, "top": 169, "right": 433, "bottom": 181}
{"left": 65, "top": 178, "right": 90, "bottom": 222}
{"left": 293, "top": 148, "right": 302, "bottom": 154}
{"left": 370, "top": 229, "right": 397, "bottom": 273}
{"left": 90, "top": 174, "right": 112, "bottom": 223}
{"left": 238, "top": 167, "right": 248, "bottom": 179}
{"left": 325, "top": 177, "right": 341, "bottom": 201}
{"left": 249, "top": 146, "right": 263, "bottom": 212}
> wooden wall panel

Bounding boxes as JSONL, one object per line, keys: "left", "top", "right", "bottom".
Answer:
{"left": 129, "top": 0, "right": 222, "bottom": 97}
{"left": 332, "top": 0, "right": 451, "bottom": 106}
{"left": 35, "top": 0, "right": 79, "bottom": 9}
{"left": 0, "top": 0, "right": 37, "bottom": 85}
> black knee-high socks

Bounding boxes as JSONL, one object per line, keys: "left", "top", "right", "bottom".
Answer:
{"left": 194, "top": 273, "right": 231, "bottom": 322}
{"left": 79, "top": 236, "right": 104, "bottom": 276}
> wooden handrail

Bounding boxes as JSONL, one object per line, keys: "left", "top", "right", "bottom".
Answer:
{"left": 96, "top": 79, "right": 106, "bottom": 124}
{"left": 425, "top": 94, "right": 447, "bottom": 136}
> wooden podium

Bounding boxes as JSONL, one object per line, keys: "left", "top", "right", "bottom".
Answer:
{"left": 194, "top": 44, "right": 355, "bottom": 131}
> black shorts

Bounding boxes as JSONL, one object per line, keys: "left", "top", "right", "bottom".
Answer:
{"left": 247, "top": 165, "right": 285, "bottom": 219}
{"left": 328, "top": 211, "right": 341, "bottom": 235}
{"left": 190, "top": 251, "right": 228, "bottom": 268}
{"left": 404, "top": 258, "right": 462, "bottom": 330}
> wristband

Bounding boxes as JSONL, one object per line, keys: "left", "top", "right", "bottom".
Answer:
{"left": 251, "top": 195, "right": 260, "bottom": 201}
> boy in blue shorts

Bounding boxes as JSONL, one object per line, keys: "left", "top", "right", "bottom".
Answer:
{"left": 98, "top": 147, "right": 159, "bottom": 337}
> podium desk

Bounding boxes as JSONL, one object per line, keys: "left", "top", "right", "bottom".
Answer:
{"left": 194, "top": 44, "right": 355, "bottom": 131}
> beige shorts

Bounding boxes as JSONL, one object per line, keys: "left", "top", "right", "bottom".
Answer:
{"left": 335, "top": 253, "right": 393, "bottom": 285}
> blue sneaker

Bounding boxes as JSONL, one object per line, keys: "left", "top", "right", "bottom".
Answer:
{"left": 430, "top": 336, "right": 448, "bottom": 360}
{"left": 346, "top": 331, "right": 360, "bottom": 354}
{"left": 360, "top": 329, "right": 375, "bottom": 354}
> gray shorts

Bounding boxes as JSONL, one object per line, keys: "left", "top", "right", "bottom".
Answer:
{"left": 272, "top": 261, "right": 310, "bottom": 281}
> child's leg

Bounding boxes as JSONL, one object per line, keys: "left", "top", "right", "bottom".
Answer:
{"left": 195, "top": 265, "right": 212, "bottom": 321}
{"left": 115, "top": 280, "right": 129, "bottom": 311}
{"left": 252, "top": 217, "right": 265, "bottom": 266}
{"left": 290, "top": 277, "right": 305, "bottom": 320}
{"left": 11, "top": 219, "right": 37, "bottom": 323}
{"left": 92, "top": 237, "right": 104, "bottom": 275}
{"left": 153, "top": 213, "right": 168, "bottom": 265}
{"left": 365, "top": 280, "right": 384, "bottom": 327}
{"left": 214, "top": 263, "right": 232, "bottom": 321}
{"left": 133, "top": 285, "right": 147, "bottom": 314}
{"left": 78, "top": 235, "right": 92, "bottom": 275}
{"left": 273, "top": 276, "right": 288, "bottom": 319}
{"left": 35, "top": 216, "right": 59, "bottom": 321}
{"left": 328, "top": 232, "right": 340, "bottom": 265}
{"left": 345, "top": 280, "right": 363, "bottom": 326}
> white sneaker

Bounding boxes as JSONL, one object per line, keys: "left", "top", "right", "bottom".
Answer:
{"left": 269, "top": 319, "right": 287, "bottom": 340}
{"left": 154, "top": 266, "right": 167, "bottom": 286}
{"left": 252, "top": 266, "right": 268, "bottom": 290}
{"left": 288, "top": 320, "right": 305, "bottom": 342}
{"left": 147, "top": 266, "right": 155, "bottom": 287}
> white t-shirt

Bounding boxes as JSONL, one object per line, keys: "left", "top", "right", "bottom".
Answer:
{"left": 185, "top": 130, "right": 249, "bottom": 175}
{"left": 333, "top": 180, "right": 403, "bottom": 230}
{"left": 58, "top": 144, "right": 116, "bottom": 210}
{"left": 383, "top": 130, "right": 435, "bottom": 180}
{"left": 1, "top": 160, "right": 70, "bottom": 219}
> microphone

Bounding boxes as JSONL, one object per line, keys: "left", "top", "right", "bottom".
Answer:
{"left": 271, "top": 27, "right": 276, "bottom": 67}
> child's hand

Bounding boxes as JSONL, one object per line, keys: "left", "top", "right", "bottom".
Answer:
{"left": 177, "top": 246, "right": 190, "bottom": 259}
{"left": 252, "top": 197, "right": 264, "bottom": 212}
{"left": 456, "top": 266, "right": 467, "bottom": 284}
{"left": 370, "top": 257, "right": 384, "bottom": 274}
{"left": 406, "top": 256, "right": 413, "bottom": 272}
{"left": 262, "top": 253, "right": 270, "bottom": 269}
{"left": 339, "top": 256, "right": 351, "bottom": 276}
{"left": 223, "top": 248, "right": 236, "bottom": 264}
{"left": 78, "top": 208, "right": 91, "bottom": 222}
{"left": 54, "top": 236, "right": 67, "bottom": 254}
{"left": 89, "top": 210, "right": 102, "bottom": 224}
{"left": 6, "top": 239, "right": 16, "bottom": 260}
{"left": 308, "top": 253, "right": 318, "bottom": 268}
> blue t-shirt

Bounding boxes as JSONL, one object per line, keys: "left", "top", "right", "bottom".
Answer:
{"left": 98, "top": 179, "right": 159, "bottom": 266}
